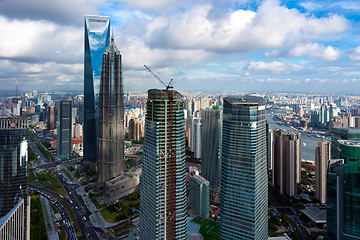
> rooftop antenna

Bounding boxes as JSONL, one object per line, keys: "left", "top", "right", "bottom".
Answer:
{"left": 144, "top": 65, "right": 173, "bottom": 90}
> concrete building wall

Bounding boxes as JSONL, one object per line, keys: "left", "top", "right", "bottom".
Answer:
{"left": 272, "top": 129, "right": 301, "bottom": 197}
{"left": 315, "top": 141, "right": 331, "bottom": 204}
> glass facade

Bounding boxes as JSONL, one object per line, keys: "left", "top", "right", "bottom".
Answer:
{"left": 201, "top": 109, "right": 221, "bottom": 190}
{"left": 57, "top": 100, "right": 72, "bottom": 159}
{"left": 84, "top": 15, "right": 110, "bottom": 169}
{"left": 327, "top": 159, "right": 360, "bottom": 240}
{"left": 189, "top": 175, "right": 210, "bottom": 219}
{"left": 0, "top": 117, "right": 28, "bottom": 219}
{"left": 140, "top": 89, "right": 187, "bottom": 240}
{"left": 220, "top": 95, "right": 268, "bottom": 240}
{"left": 331, "top": 128, "right": 360, "bottom": 159}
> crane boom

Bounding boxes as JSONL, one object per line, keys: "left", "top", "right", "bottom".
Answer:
{"left": 144, "top": 65, "right": 173, "bottom": 90}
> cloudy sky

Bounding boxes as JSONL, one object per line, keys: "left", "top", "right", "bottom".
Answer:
{"left": 1, "top": 0, "right": 360, "bottom": 93}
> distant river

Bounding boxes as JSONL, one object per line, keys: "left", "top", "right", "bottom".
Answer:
{"left": 266, "top": 110, "right": 319, "bottom": 162}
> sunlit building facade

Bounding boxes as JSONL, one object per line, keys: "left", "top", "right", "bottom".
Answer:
{"left": 0, "top": 116, "right": 30, "bottom": 240}
{"left": 220, "top": 95, "right": 268, "bottom": 240}
{"left": 84, "top": 15, "right": 110, "bottom": 170}
{"left": 140, "top": 89, "right": 187, "bottom": 240}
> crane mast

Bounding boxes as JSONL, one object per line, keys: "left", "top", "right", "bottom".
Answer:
{"left": 144, "top": 65, "right": 174, "bottom": 90}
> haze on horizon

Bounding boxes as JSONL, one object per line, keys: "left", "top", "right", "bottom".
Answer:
{"left": 0, "top": 0, "right": 360, "bottom": 93}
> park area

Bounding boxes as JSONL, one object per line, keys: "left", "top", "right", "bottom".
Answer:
{"left": 192, "top": 217, "right": 219, "bottom": 240}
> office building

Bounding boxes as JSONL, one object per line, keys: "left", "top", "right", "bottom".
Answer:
{"left": 327, "top": 158, "right": 360, "bottom": 239}
{"left": 315, "top": 141, "right": 331, "bottom": 204}
{"left": 0, "top": 116, "right": 30, "bottom": 240}
{"left": 98, "top": 36, "right": 124, "bottom": 183}
{"left": 57, "top": 100, "right": 72, "bottom": 159}
{"left": 84, "top": 15, "right": 110, "bottom": 170}
{"left": 267, "top": 124, "right": 274, "bottom": 170}
{"left": 201, "top": 109, "right": 221, "bottom": 191}
{"left": 273, "top": 129, "right": 301, "bottom": 197}
{"left": 190, "top": 117, "right": 201, "bottom": 159}
{"left": 140, "top": 89, "right": 187, "bottom": 240}
{"left": 220, "top": 94, "right": 268, "bottom": 240}
{"left": 189, "top": 175, "right": 210, "bottom": 219}
{"left": 47, "top": 105, "right": 55, "bottom": 131}
{"left": 331, "top": 127, "right": 360, "bottom": 158}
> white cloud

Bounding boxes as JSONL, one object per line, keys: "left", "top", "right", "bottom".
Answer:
{"left": 144, "top": 0, "right": 349, "bottom": 53}
{"left": 288, "top": 43, "right": 341, "bottom": 61}
{"left": 118, "top": 0, "right": 179, "bottom": 9}
{"left": 246, "top": 61, "right": 303, "bottom": 73}
{"left": 0, "top": 16, "right": 82, "bottom": 63}
{"left": 117, "top": 36, "right": 211, "bottom": 69}
{"left": 349, "top": 46, "right": 360, "bottom": 61}
{"left": 0, "top": 0, "right": 103, "bottom": 25}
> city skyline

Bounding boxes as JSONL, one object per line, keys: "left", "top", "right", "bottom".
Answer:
{"left": 0, "top": 0, "right": 360, "bottom": 93}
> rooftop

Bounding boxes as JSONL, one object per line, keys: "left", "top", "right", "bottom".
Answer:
{"left": 338, "top": 139, "right": 360, "bottom": 147}
{"left": 327, "top": 159, "right": 344, "bottom": 173}
{"left": 301, "top": 206, "right": 326, "bottom": 224}
{"left": 191, "top": 175, "right": 209, "bottom": 185}
{"left": 225, "top": 94, "right": 264, "bottom": 105}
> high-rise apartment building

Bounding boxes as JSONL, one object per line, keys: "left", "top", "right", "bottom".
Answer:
{"left": 57, "top": 100, "right": 72, "bottom": 159}
{"left": 84, "top": 15, "right": 110, "bottom": 170}
{"left": 220, "top": 94, "right": 268, "bottom": 240}
{"left": 315, "top": 140, "right": 331, "bottom": 204}
{"left": 0, "top": 116, "right": 30, "bottom": 240}
{"left": 189, "top": 175, "right": 210, "bottom": 219}
{"left": 128, "top": 118, "right": 144, "bottom": 142}
{"left": 98, "top": 36, "right": 124, "bottom": 183}
{"left": 140, "top": 89, "right": 187, "bottom": 240}
{"left": 201, "top": 109, "right": 221, "bottom": 191}
{"left": 272, "top": 129, "right": 301, "bottom": 197}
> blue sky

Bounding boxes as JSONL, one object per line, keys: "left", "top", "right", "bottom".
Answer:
{"left": 0, "top": 0, "right": 360, "bottom": 93}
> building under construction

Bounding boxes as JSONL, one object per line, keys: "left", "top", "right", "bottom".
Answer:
{"left": 140, "top": 89, "right": 187, "bottom": 240}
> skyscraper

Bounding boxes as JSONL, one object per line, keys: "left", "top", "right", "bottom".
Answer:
{"left": 201, "top": 109, "right": 221, "bottom": 191}
{"left": 315, "top": 140, "right": 331, "bottom": 204}
{"left": 220, "top": 94, "right": 268, "bottom": 240}
{"left": 57, "top": 100, "right": 72, "bottom": 159}
{"left": 47, "top": 105, "right": 55, "bottom": 131}
{"left": 84, "top": 15, "right": 110, "bottom": 170}
{"left": 189, "top": 175, "right": 210, "bottom": 219}
{"left": 272, "top": 129, "right": 301, "bottom": 197}
{"left": 190, "top": 117, "right": 201, "bottom": 159}
{"left": 331, "top": 127, "right": 360, "bottom": 158}
{"left": 98, "top": 36, "right": 124, "bottom": 183}
{"left": 140, "top": 89, "right": 187, "bottom": 240}
{"left": 266, "top": 123, "right": 273, "bottom": 170}
{"left": 327, "top": 158, "right": 360, "bottom": 239}
{"left": 0, "top": 115, "right": 30, "bottom": 240}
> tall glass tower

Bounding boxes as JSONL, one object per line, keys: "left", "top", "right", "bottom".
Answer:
{"left": 57, "top": 100, "right": 72, "bottom": 159}
{"left": 327, "top": 140, "right": 360, "bottom": 239}
{"left": 201, "top": 109, "right": 221, "bottom": 192}
{"left": 98, "top": 36, "right": 124, "bottom": 183}
{"left": 0, "top": 116, "right": 30, "bottom": 239}
{"left": 140, "top": 89, "right": 187, "bottom": 240}
{"left": 220, "top": 94, "right": 268, "bottom": 240}
{"left": 84, "top": 15, "right": 110, "bottom": 170}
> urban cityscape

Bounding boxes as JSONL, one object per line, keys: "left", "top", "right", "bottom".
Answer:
{"left": 1, "top": 1, "right": 360, "bottom": 240}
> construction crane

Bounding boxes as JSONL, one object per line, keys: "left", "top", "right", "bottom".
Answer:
{"left": 144, "top": 65, "right": 173, "bottom": 90}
